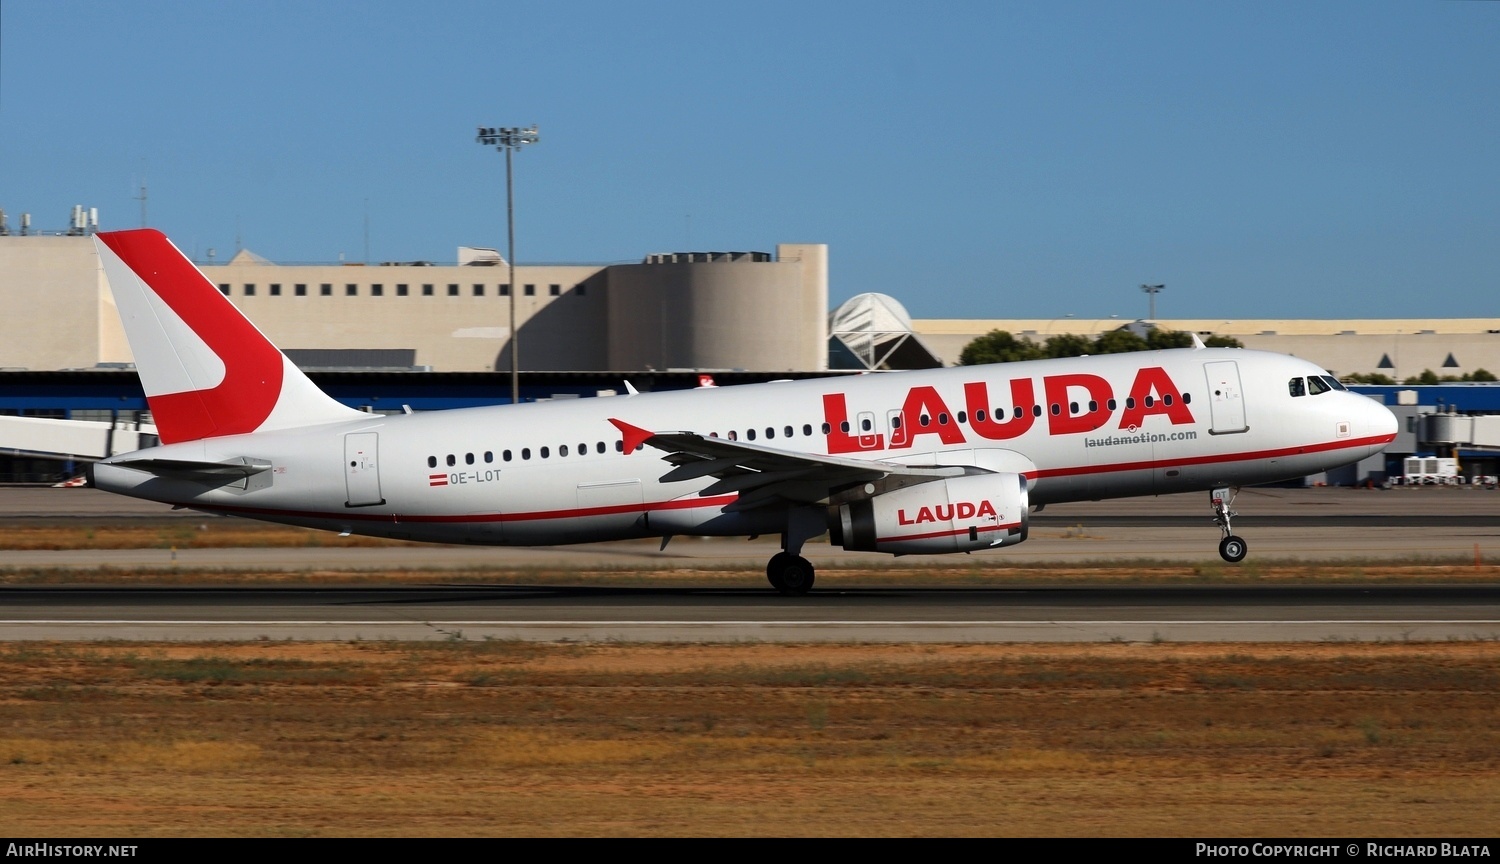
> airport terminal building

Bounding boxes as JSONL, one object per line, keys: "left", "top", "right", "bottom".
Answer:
{"left": 3, "top": 219, "right": 1499, "bottom": 483}
{"left": 0, "top": 233, "right": 829, "bottom": 375}
{"left": 5, "top": 230, "right": 1500, "bottom": 380}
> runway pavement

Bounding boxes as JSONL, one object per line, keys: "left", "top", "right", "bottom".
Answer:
{"left": 2, "top": 584, "right": 1498, "bottom": 643}
{"left": 2, "top": 486, "right": 1498, "bottom": 643}
{"left": 1, "top": 485, "right": 1498, "bottom": 570}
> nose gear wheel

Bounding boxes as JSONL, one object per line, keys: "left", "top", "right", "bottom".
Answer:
{"left": 1210, "top": 487, "right": 1248, "bottom": 563}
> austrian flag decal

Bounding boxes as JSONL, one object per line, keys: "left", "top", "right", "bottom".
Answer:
{"left": 428, "top": 473, "right": 449, "bottom": 487}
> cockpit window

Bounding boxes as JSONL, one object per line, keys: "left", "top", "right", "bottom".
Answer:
{"left": 1321, "top": 375, "right": 1347, "bottom": 391}
{"left": 1288, "top": 377, "right": 1306, "bottom": 397}
{"left": 1307, "top": 375, "right": 1332, "bottom": 395}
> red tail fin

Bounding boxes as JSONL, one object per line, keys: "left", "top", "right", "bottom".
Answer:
{"left": 95, "top": 229, "right": 361, "bottom": 443}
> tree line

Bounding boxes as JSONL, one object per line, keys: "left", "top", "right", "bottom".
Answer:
{"left": 958, "top": 328, "right": 1243, "bottom": 366}
{"left": 1343, "top": 369, "right": 1497, "bottom": 385}
{"left": 958, "top": 329, "right": 1496, "bottom": 385}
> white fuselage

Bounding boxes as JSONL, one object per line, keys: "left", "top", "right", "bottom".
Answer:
{"left": 93, "top": 347, "right": 1396, "bottom": 548}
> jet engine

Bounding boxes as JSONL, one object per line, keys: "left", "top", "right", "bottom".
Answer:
{"left": 827, "top": 472, "right": 1029, "bottom": 555}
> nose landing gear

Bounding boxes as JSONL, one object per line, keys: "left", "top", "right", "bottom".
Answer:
{"left": 1211, "top": 487, "right": 1248, "bottom": 563}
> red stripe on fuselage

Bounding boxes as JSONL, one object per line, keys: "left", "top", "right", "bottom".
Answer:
{"left": 191, "top": 493, "right": 742, "bottom": 524}
{"left": 98, "top": 230, "right": 284, "bottom": 444}
{"left": 1029, "top": 432, "right": 1395, "bottom": 480}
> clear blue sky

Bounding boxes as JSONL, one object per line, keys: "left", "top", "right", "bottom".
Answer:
{"left": 2, "top": 0, "right": 1496, "bottom": 320}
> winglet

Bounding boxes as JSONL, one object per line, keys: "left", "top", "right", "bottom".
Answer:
{"left": 1190, "top": 333, "right": 1207, "bottom": 350}
{"left": 609, "top": 418, "right": 654, "bottom": 454}
{"left": 623, "top": 380, "right": 639, "bottom": 396}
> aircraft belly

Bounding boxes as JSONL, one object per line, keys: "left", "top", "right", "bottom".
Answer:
{"left": 567, "top": 479, "right": 649, "bottom": 543}
{"left": 646, "top": 502, "right": 784, "bottom": 538}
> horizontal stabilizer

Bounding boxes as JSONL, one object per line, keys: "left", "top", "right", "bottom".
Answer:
{"left": 108, "top": 456, "right": 272, "bottom": 484}
{"left": 0, "top": 415, "right": 159, "bottom": 461}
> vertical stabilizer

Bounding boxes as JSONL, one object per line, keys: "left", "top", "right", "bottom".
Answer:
{"left": 95, "top": 229, "right": 363, "bottom": 444}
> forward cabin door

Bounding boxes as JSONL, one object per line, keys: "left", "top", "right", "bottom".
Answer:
{"left": 344, "top": 432, "right": 385, "bottom": 507}
{"left": 1203, "top": 361, "right": 1248, "bottom": 435}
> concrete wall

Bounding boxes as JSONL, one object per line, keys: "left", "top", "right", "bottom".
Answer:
{"left": 779, "top": 243, "right": 829, "bottom": 372}
{"left": 218, "top": 261, "right": 607, "bottom": 371}
{"left": 0, "top": 236, "right": 828, "bottom": 373}
{"left": 0, "top": 236, "right": 107, "bottom": 370}
{"left": 606, "top": 247, "right": 827, "bottom": 372}
{"left": 11, "top": 234, "right": 1497, "bottom": 379}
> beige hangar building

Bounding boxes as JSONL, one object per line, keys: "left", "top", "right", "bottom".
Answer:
{"left": 1, "top": 226, "right": 1498, "bottom": 380}
{"left": 0, "top": 232, "right": 829, "bottom": 374}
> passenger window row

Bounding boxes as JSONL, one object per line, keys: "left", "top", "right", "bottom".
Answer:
{"left": 422, "top": 389, "right": 1199, "bottom": 469}
{"left": 427, "top": 439, "right": 631, "bottom": 469}
{"left": 711, "top": 424, "right": 818, "bottom": 442}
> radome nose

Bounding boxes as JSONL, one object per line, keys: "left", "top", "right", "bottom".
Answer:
{"left": 1364, "top": 396, "right": 1398, "bottom": 443}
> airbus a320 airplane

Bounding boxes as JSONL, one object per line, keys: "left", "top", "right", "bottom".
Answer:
{"left": 86, "top": 229, "right": 1397, "bottom": 594}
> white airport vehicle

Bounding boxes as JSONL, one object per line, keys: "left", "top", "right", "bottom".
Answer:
{"left": 1402, "top": 456, "right": 1460, "bottom": 485}
{"left": 62, "top": 230, "right": 1399, "bottom": 594}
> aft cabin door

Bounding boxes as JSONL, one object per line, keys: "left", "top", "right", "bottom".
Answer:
{"left": 1203, "top": 361, "right": 1248, "bottom": 435}
{"left": 344, "top": 432, "right": 385, "bottom": 507}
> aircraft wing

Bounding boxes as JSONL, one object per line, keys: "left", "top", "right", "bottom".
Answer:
{"left": 610, "top": 419, "right": 969, "bottom": 511}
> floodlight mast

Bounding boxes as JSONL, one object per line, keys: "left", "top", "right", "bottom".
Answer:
{"left": 476, "top": 125, "right": 540, "bottom": 405}
{"left": 1140, "top": 283, "right": 1165, "bottom": 321}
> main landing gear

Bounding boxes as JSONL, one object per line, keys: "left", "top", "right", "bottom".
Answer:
{"left": 767, "top": 506, "right": 823, "bottom": 595}
{"left": 767, "top": 551, "right": 815, "bottom": 596}
{"left": 1211, "top": 487, "right": 1248, "bottom": 563}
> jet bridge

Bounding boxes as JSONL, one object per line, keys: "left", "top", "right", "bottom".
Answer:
{"left": 0, "top": 414, "right": 158, "bottom": 461}
{"left": 1422, "top": 412, "right": 1500, "bottom": 453}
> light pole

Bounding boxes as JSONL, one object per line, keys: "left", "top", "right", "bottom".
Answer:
{"left": 1140, "top": 284, "right": 1164, "bottom": 321}
{"left": 476, "top": 125, "right": 540, "bottom": 405}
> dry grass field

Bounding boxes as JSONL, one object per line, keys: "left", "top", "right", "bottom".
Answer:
{"left": 1, "top": 519, "right": 1497, "bottom": 837}
{"left": 0, "top": 520, "right": 412, "bottom": 551}
{"left": 2, "top": 641, "right": 1499, "bottom": 837}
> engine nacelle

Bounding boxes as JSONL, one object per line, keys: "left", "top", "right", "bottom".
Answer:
{"left": 828, "top": 472, "right": 1029, "bottom": 555}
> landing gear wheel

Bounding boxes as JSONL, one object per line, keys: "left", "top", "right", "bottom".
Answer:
{"left": 1210, "top": 488, "right": 1248, "bottom": 564}
{"left": 766, "top": 552, "right": 815, "bottom": 596}
{"left": 1219, "top": 535, "right": 1248, "bottom": 563}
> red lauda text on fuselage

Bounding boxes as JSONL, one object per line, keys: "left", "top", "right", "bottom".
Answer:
{"left": 823, "top": 366, "right": 1194, "bottom": 454}
{"left": 897, "top": 500, "right": 998, "bottom": 526}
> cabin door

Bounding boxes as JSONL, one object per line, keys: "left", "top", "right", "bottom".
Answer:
{"left": 344, "top": 432, "right": 385, "bottom": 507}
{"left": 1203, "top": 361, "right": 1249, "bottom": 434}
